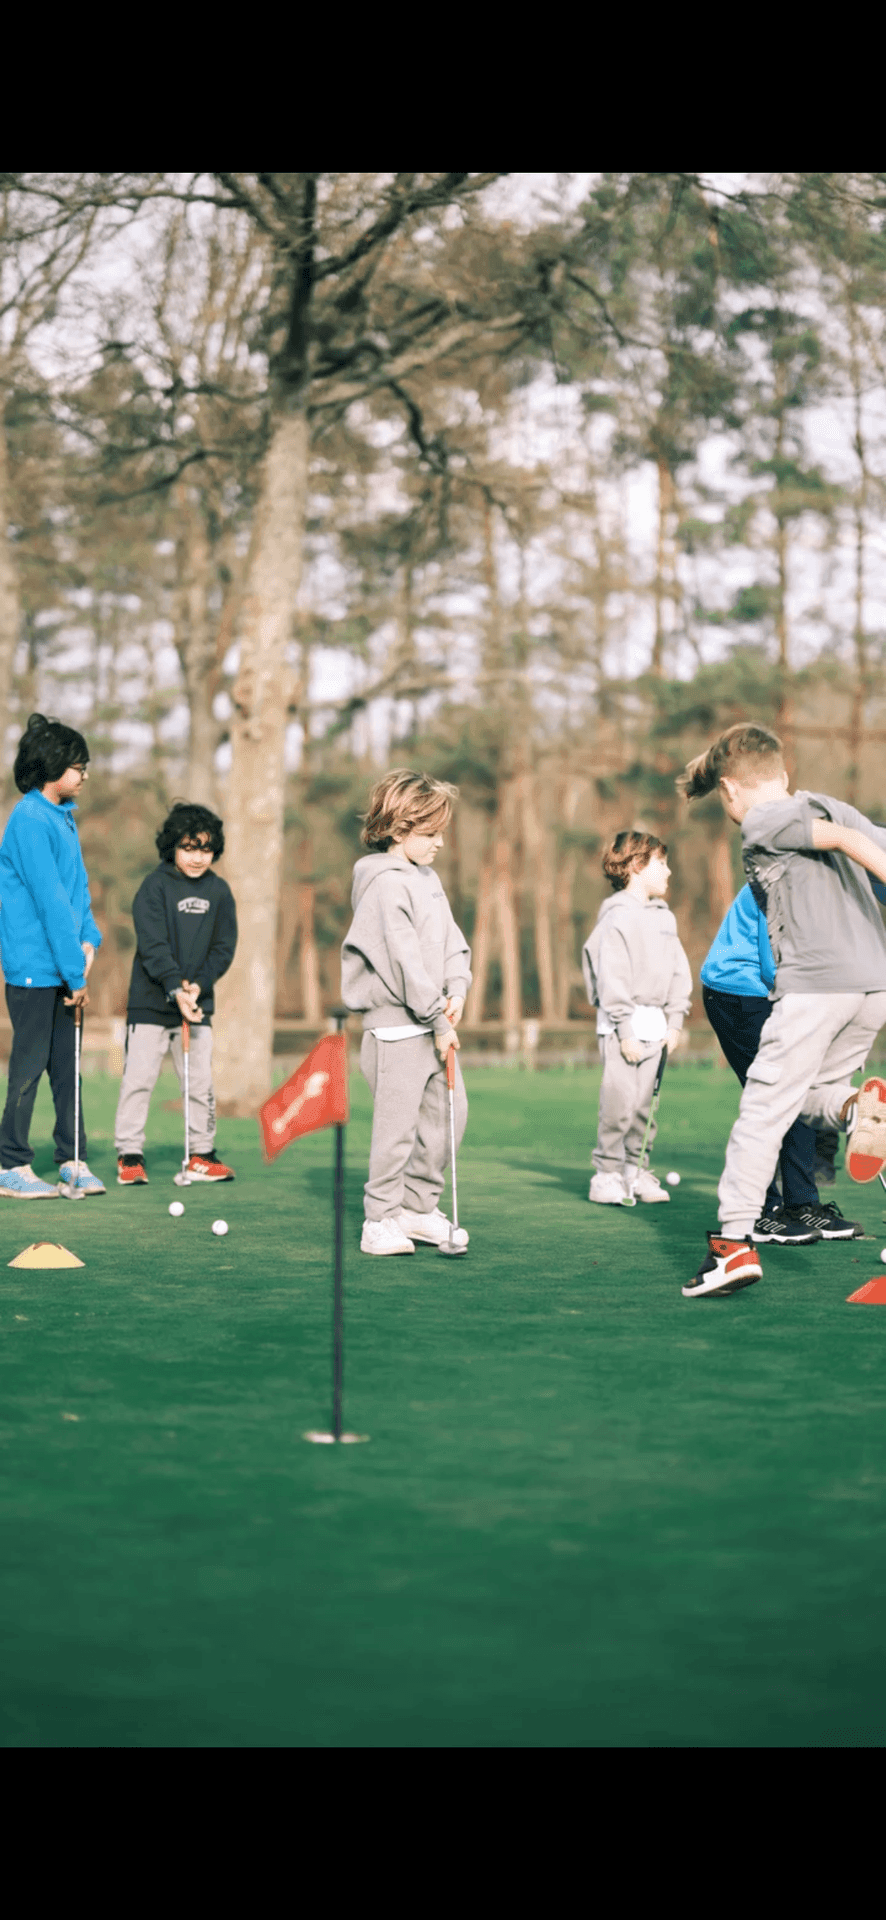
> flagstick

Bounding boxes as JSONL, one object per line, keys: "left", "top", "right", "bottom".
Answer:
{"left": 303, "top": 1007, "right": 368, "bottom": 1447}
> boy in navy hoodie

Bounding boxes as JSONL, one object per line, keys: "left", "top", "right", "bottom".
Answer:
{"left": 114, "top": 802, "right": 238, "bottom": 1185}
{"left": 0, "top": 713, "right": 104, "bottom": 1197}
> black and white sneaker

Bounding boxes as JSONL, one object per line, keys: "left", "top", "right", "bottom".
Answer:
{"left": 784, "top": 1202, "right": 863, "bottom": 1241}
{"left": 752, "top": 1207, "right": 821, "bottom": 1245}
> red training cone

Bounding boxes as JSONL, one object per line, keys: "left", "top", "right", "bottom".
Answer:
{"left": 846, "top": 1276, "right": 886, "bottom": 1305}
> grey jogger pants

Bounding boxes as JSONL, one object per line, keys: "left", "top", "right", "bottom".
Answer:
{"left": 114, "top": 1022, "right": 216, "bottom": 1157}
{"left": 360, "top": 1031, "right": 468, "bottom": 1221}
{"left": 592, "top": 1035, "right": 663, "bottom": 1175}
{"left": 719, "top": 989, "right": 886, "bottom": 1237}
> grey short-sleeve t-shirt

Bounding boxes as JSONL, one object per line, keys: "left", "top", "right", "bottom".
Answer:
{"left": 741, "top": 791, "right": 886, "bottom": 995}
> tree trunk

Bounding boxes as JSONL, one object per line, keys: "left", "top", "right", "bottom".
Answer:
{"left": 522, "top": 772, "right": 556, "bottom": 1019}
{"left": 709, "top": 831, "right": 734, "bottom": 925}
{"left": 0, "top": 418, "right": 21, "bottom": 782}
{"left": 173, "top": 484, "right": 221, "bottom": 804}
{"left": 213, "top": 410, "right": 308, "bottom": 1112}
{"left": 493, "top": 784, "right": 521, "bottom": 1027}
{"left": 554, "top": 774, "right": 584, "bottom": 1019}
{"left": 651, "top": 456, "right": 674, "bottom": 677}
{"left": 297, "top": 880, "right": 323, "bottom": 1023}
{"left": 847, "top": 296, "right": 868, "bottom": 806}
{"left": 466, "top": 842, "right": 494, "bottom": 1022}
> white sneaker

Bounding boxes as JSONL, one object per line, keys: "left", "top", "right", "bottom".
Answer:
{"left": 396, "top": 1205, "right": 468, "bottom": 1248}
{"left": 589, "top": 1172, "right": 628, "bottom": 1205}
{"left": 360, "top": 1218, "right": 415, "bottom": 1256}
{"left": 629, "top": 1168, "right": 670, "bottom": 1203}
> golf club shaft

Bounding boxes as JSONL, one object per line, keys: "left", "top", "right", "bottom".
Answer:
{"left": 446, "top": 1045, "right": 459, "bottom": 1229}
{"left": 181, "top": 1017, "right": 190, "bottom": 1170}
{"left": 637, "top": 1045, "right": 667, "bottom": 1175}
{"left": 74, "top": 1003, "right": 81, "bottom": 1181}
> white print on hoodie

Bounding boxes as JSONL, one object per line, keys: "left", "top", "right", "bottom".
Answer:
{"left": 582, "top": 893, "right": 692, "bottom": 1041}
{"left": 341, "top": 850, "right": 472, "bottom": 1036}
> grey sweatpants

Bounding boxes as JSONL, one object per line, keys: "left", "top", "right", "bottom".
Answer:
{"left": 719, "top": 989, "right": 886, "bottom": 1237}
{"left": 114, "top": 1023, "right": 216, "bottom": 1157}
{"left": 592, "top": 1035, "right": 663, "bottom": 1175}
{"left": 360, "top": 1032, "right": 467, "bottom": 1221}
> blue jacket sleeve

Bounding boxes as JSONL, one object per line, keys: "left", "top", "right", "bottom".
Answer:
{"left": 12, "top": 813, "right": 88, "bottom": 988}
{"left": 79, "top": 873, "right": 102, "bottom": 950}
{"left": 755, "top": 897, "right": 776, "bottom": 992}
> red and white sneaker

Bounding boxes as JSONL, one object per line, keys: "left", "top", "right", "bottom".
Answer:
{"left": 185, "top": 1152, "right": 235, "bottom": 1182}
{"left": 682, "top": 1232, "right": 762, "bottom": 1299}
{"left": 845, "top": 1077, "right": 886, "bottom": 1182}
{"left": 117, "top": 1155, "right": 149, "bottom": 1186}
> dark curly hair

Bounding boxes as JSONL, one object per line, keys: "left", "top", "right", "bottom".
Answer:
{"left": 14, "top": 713, "right": 89, "bottom": 794}
{"left": 602, "top": 830, "right": 667, "bottom": 892}
{"left": 156, "top": 802, "right": 224, "bottom": 864}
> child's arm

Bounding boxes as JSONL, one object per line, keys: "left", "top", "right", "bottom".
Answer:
{"left": 193, "top": 891, "right": 238, "bottom": 1000}
{"left": 13, "top": 812, "right": 89, "bottom": 992}
{"left": 442, "top": 908, "right": 471, "bottom": 1027}
{"left": 133, "top": 875, "right": 185, "bottom": 1005}
{"left": 664, "top": 940, "right": 693, "bottom": 1052}
{"left": 811, "top": 820, "right": 886, "bottom": 886}
{"left": 596, "top": 925, "right": 644, "bottom": 1059}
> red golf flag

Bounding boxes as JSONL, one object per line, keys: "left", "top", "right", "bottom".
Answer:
{"left": 259, "top": 1033, "right": 349, "bottom": 1162}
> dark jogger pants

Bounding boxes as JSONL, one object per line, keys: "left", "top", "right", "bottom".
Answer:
{"left": 0, "top": 985, "right": 87, "bottom": 1169}
{"left": 702, "top": 986, "right": 817, "bottom": 1211}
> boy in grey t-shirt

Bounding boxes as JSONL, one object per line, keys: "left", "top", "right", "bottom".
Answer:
{"left": 677, "top": 723, "right": 886, "bottom": 1300}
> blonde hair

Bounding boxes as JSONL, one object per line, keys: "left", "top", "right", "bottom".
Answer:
{"left": 602, "top": 830, "right": 666, "bottom": 892}
{"left": 677, "top": 723, "right": 784, "bottom": 801}
{"left": 361, "top": 768, "right": 458, "bottom": 850}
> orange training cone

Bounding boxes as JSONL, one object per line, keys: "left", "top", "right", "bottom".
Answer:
{"left": 846, "top": 1276, "right": 886, "bottom": 1305}
{"left": 8, "top": 1243, "right": 84, "bottom": 1269}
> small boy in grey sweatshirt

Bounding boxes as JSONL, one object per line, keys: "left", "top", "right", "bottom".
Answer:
{"left": 341, "top": 769, "right": 472, "bottom": 1256}
{"left": 583, "top": 831, "right": 692, "bottom": 1205}
{"left": 678, "top": 722, "right": 886, "bottom": 1301}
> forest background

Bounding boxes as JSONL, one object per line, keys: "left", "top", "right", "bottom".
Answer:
{"left": 2, "top": 171, "right": 886, "bottom": 1110}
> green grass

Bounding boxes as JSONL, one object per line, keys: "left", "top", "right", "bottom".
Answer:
{"left": 1, "top": 1062, "right": 885, "bottom": 1747}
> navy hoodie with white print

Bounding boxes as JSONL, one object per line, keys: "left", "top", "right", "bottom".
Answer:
{"left": 126, "top": 862, "right": 238, "bottom": 1027}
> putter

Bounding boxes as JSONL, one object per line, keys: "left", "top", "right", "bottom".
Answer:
{"left": 621, "top": 1045, "right": 668, "bottom": 1207}
{"left": 438, "top": 1045, "right": 467, "bottom": 1258}
{"left": 173, "top": 1014, "right": 192, "bottom": 1186}
{"left": 59, "top": 1002, "right": 86, "bottom": 1200}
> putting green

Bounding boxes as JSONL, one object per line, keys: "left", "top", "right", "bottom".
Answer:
{"left": 1, "top": 1062, "right": 885, "bottom": 1747}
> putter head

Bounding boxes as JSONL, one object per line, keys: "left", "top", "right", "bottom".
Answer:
{"left": 173, "top": 1171, "right": 192, "bottom": 1187}
{"left": 438, "top": 1237, "right": 468, "bottom": 1257}
{"left": 58, "top": 1181, "right": 86, "bottom": 1201}
{"left": 620, "top": 1194, "right": 637, "bottom": 1207}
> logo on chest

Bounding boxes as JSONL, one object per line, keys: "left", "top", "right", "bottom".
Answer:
{"left": 177, "top": 896, "right": 210, "bottom": 915}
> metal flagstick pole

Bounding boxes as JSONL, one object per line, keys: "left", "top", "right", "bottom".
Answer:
{"left": 332, "top": 1010, "right": 345, "bottom": 1441}
{"left": 304, "top": 1008, "right": 368, "bottom": 1445}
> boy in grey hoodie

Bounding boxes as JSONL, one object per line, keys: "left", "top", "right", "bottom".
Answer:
{"left": 341, "top": 770, "right": 472, "bottom": 1256}
{"left": 583, "top": 831, "right": 692, "bottom": 1205}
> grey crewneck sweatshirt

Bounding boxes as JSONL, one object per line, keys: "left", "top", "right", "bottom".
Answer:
{"left": 341, "top": 851, "right": 472, "bottom": 1034}
{"left": 582, "top": 893, "right": 692, "bottom": 1040}
{"left": 741, "top": 790, "right": 886, "bottom": 995}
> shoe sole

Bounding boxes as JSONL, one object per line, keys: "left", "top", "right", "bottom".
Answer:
{"left": 0, "top": 1188, "right": 58, "bottom": 1199}
{"left": 682, "top": 1268, "right": 761, "bottom": 1298}
{"left": 847, "top": 1078, "right": 886, "bottom": 1181}
{"left": 117, "top": 1177, "right": 149, "bottom": 1186}
{"left": 752, "top": 1230, "right": 821, "bottom": 1245}
{"left": 360, "top": 1245, "right": 415, "bottom": 1256}
{"left": 589, "top": 1195, "right": 627, "bottom": 1205}
{"left": 186, "top": 1171, "right": 235, "bottom": 1182}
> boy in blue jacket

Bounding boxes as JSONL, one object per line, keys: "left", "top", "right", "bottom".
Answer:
{"left": 701, "top": 883, "right": 860, "bottom": 1243}
{"left": 0, "top": 713, "right": 104, "bottom": 1197}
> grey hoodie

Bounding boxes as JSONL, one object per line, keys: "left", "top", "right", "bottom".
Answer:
{"left": 582, "top": 893, "right": 692, "bottom": 1040}
{"left": 341, "top": 851, "right": 472, "bottom": 1034}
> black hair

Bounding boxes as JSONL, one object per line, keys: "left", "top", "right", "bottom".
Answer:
{"left": 156, "top": 801, "right": 224, "bottom": 864}
{"left": 14, "top": 713, "right": 90, "bottom": 795}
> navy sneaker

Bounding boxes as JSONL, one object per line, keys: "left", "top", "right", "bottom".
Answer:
{"left": 753, "top": 1207, "right": 821, "bottom": 1245}
{"left": 784, "top": 1202, "right": 862, "bottom": 1241}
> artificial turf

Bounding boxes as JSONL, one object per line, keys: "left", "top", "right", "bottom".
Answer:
{"left": 1, "top": 1059, "right": 885, "bottom": 1748}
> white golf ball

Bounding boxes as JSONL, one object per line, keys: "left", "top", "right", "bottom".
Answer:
{"left": 666, "top": 1171, "right": 681, "bottom": 1187}
{"left": 451, "top": 1227, "right": 469, "bottom": 1248}
{"left": 168, "top": 1201, "right": 184, "bottom": 1217}
{"left": 212, "top": 1220, "right": 229, "bottom": 1237}
{"left": 880, "top": 1247, "right": 886, "bottom": 1263}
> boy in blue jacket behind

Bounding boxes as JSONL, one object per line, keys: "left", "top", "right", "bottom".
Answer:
{"left": 0, "top": 713, "right": 104, "bottom": 1197}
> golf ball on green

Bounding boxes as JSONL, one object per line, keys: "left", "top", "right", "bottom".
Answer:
{"left": 168, "top": 1201, "right": 184, "bottom": 1217}
{"left": 451, "top": 1227, "right": 469, "bottom": 1248}
{"left": 666, "top": 1171, "right": 681, "bottom": 1186}
{"left": 880, "top": 1247, "right": 886, "bottom": 1262}
{"left": 212, "top": 1220, "right": 229, "bottom": 1237}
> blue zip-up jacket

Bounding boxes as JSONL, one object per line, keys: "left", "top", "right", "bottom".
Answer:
{"left": 700, "top": 882, "right": 775, "bottom": 998}
{"left": 0, "top": 790, "right": 102, "bottom": 989}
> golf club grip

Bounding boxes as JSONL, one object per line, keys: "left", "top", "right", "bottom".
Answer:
{"left": 181, "top": 1017, "right": 190, "bottom": 1053}
{"left": 654, "top": 1046, "right": 667, "bottom": 1093}
{"left": 74, "top": 1003, "right": 82, "bottom": 1028}
{"left": 446, "top": 1046, "right": 456, "bottom": 1090}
